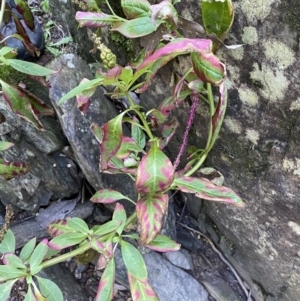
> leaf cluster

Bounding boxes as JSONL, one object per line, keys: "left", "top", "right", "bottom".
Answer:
{"left": 0, "top": 1, "right": 245, "bottom": 300}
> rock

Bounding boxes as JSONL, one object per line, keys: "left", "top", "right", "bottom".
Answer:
{"left": 114, "top": 248, "right": 208, "bottom": 301}
{"left": 164, "top": 248, "right": 194, "bottom": 270}
{"left": 201, "top": 273, "right": 241, "bottom": 301}
{"left": 47, "top": 0, "right": 300, "bottom": 300}
{"left": 38, "top": 264, "right": 89, "bottom": 301}
{"left": 0, "top": 97, "right": 79, "bottom": 212}
{"left": 144, "top": 252, "right": 208, "bottom": 301}
{"left": 12, "top": 201, "right": 94, "bottom": 249}
{"left": 1, "top": 0, "right": 44, "bottom": 59}
{"left": 47, "top": 54, "right": 136, "bottom": 213}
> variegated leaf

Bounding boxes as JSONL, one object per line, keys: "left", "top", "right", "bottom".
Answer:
{"left": 95, "top": 258, "right": 115, "bottom": 301}
{"left": 121, "top": 240, "right": 147, "bottom": 280}
{"left": 146, "top": 234, "right": 180, "bottom": 252}
{"left": 136, "top": 142, "right": 174, "bottom": 195}
{"left": 100, "top": 113, "right": 127, "bottom": 170}
{"left": 91, "top": 189, "right": 132, "bottom": 204}
{"left": 128, "top": 272, "right": 159, "bottom": 301}
{"left": 136, "top": 194, "right": 169, "bottom": 245}
{"left": 173, "top": 176, "right": 245, "bottom": 207}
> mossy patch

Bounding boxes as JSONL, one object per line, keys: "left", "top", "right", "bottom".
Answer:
{"left": 280, "top": 0, "right": 300, "bottom": 32}
{"left": 110, "top": 31, "right": 134, "bottom": 59}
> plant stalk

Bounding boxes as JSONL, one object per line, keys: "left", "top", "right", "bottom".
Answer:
{"left": 184, "top": 83, "right": 216, "bottom": 177}
{"left": 40, "top": 242, "right": 91, "bottom": 269}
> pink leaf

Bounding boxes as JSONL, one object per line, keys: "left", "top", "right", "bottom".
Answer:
{"left": 173, "top": 176, "right": 245, "bottom": 207}
{"left": 91, "top": 189, "right": 132, "bottom": 204}
{"left": 100, "top": 113, "right": 125, "bottom": 170}
{"left": 191, "top": 52, "right": 226, "bottom": 85}
{"left": 146, "top": 234, "right": 180, "bottom": 252}
{"left": 76, "top": 11, "right": 120, "bottom": 28}
{"left": 136, "top": 194, "right": 169, "bottom": 245}
{"left": 95, "top": 258, "right": 115, "bottom": 301}
{"left": 136, "top": 142, "right": 174, "bottom": 195}
{"left": 128, "top": 272, "right": 159, "bottom": 301}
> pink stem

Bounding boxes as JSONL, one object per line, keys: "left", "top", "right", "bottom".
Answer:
{"left": 174, "top": 93, "right": 199, "bottom": 170}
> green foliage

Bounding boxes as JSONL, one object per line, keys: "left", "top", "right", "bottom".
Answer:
{"left": 0, "top": 0, "right": 244, "bottom": 300}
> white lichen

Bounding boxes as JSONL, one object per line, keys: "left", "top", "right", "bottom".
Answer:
{"left": 240, "top": 0, "right": 279, "bottom": 24}
{"left": 239, "top": 87, "right": 259, "bottom": 107}
{"left": 241, "top": 26, "right": 258, "bottom": 45}
{"left": 263, "top": 39, "right": 296, "bottom": 69}
{"left": 289, "top": 97, "right": 300, "bottom": 111}
{"left": 288, "top": 221, "right": 300, "bottom": 236}
{"left": 250, "top": 63, "right": 289, "bottom": 102}
{"left": 283, "top": 158, "right": 300, "bottom": 177}
{"left": 224, "top": 117, "right": 242, "bottom": 134}
{"left": 245, "top": 129, "right": 260, "bottom": 145}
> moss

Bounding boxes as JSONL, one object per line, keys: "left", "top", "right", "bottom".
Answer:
{"left": 280, "top": 0, "right": 300, "bottom": 32}
{"left": 110, "top": 31, "right": 134, "bottom": 60}
{"left": 0, "top": 65, "right": 40, "bottom": 91}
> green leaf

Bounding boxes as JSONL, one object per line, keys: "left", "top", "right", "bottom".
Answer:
{"left": 2, "top": 253, "right": 26, "bottom": 269}
{"left": 67, "top": 217, "right": 90, "bottom": 234}
{"left": 115, "top": 137, "right": 144, "bottom": 160}
{"left": 173, "top": 176, "right": 245, "bottom": 207}
{"left": 95, "top": 258, "right": 115, "bottom": 301}
{"left": 136, "top": 142, "right": 174, "bottom": 195}
{"left": 91, "top": 189, "right": 133, "bottom": 204}
{"left": 191, "top": 52, "right": 225, "bottom": 85}
{"left": 0, "top": 141, "right": 14, "bottom": 151}
{"left": 0, "top": 279, "right": 18, "bottom": 301}
{"left": 112, "top": 17, "right": 158, "bottom": 38}
{"left": 0, "top": 266, "right": 26, "bottom": 281}
{"left": 91, "top": 122, "right": 103, "bottom": 143}
{"left": 36, "top": 276, "right": 63, "bottom": 301}
{"left": 47, "top": 219, "right": 75, "bottom": 237}
{"left": 121, "top": 0, "right": 151, "bottom": 19}
{"left": 0, "top": 80, "right": 43, "bottom": 129}
{"left": 121, "top": 240, "right": 147, "bottom": 280}
{"left": 92, "top": 220, "right": 121, "bottom": 236}
{"left": 146, "top": 234, "right": 181, "bottom": 252}
{"left": 48, "top": 233, "right": 88, "bottom": 250}
{"left": 14, "top": 0, "right": 35, "bottom": 31}
{"left": 29, "top": 239, "right": 48, "bottom": 271}
{"left": 202, "top": 0, "right": 234, "bottom": 50}
{"left": 100, "top": 112, "right": 127, "bottom": 170}
{"left": 7, "top": 59, "right": 56, "bottom": 76}
{"left": 20, "top": 237, "right": 36, "bottom": 262}
{"left": 112, "top": 203, "right": 127, "bottom": 235}
{"left": 24, "top": 285, "right": 36, "bottom": 301}
{"left": 0, "top": 229, "right": 15, "bottom": 255}
{"left": 58, "top": 78, "right": 102, "bottom": 104}
{"left": 131, "top": 117, "right": 146, "bottom": 149}
{"left": 0, "top": 159, "right": 31, "bottom": 180}
{"left": 0, "top": 46, "right": 17, "bottom": 57}
{"left": 136, "top": 194, "right": 169, "bottom": 245}
{"left": 128, "top": 272, "right": 159, "bottom": 301}
{"left": 211, "top": 83, "right": 227, "bottom": 145}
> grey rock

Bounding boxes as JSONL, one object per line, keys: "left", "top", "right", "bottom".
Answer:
{"left": 201, "top": 273, "right": 241, "bottom": 301}
{"left": 164, "top": 248, "right": 194, "bottom": 270}
{"left": 114, "top": 248, "right": 208, "bottom": 301}
{"left": 144, "top": 252, "right": 208, "bottom": 301}
{"left": 12, "top": 201, "right": 94, "bottom": 249}
{"left": 0, "top": 98, "right": 79, "bottom": 212}
{"left": 47, "top": 54, "right": 136, "bottom": 212}
{"left": 38, "top": 264, "right": 88, "bottom": 301}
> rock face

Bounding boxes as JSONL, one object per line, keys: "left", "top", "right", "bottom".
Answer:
{"left": 38, "top": 0, "right": 300, "bottom": 300}
{"left": 139, "top": 1, "right": 300, "bottom": 300}
{"left": 0, "top": 94, "right": 79, "bottom": 212}
{"left": 47, "top": 54, "right": 137, "bottom": 208}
